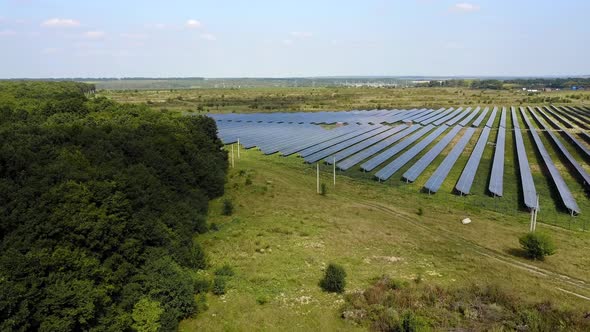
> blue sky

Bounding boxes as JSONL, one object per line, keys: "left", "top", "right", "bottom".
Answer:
{"left": 0, "top": 0, "right": 589, "bottom": 78}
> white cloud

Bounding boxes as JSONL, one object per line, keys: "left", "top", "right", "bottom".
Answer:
{"left": 200, "top": 33, "right": 216, "bottom": 41}
{"left": 290, "top": 31, "right": 313, "bottom": 38}
{"left": 282, "top": 39, "right": 293, "bottom": 46}
{"left": 186, "top": 19, "right": 202, "bottom": 29}
{"left": 41, "top": 18, "right": 80, "bottom": 28}
{"left": 452, "top": 3, "right": 480, "bottom": 12}
{"left": 0, "top": 29, "right": 16, "bottom": 36}
{"left": 84, "top": 31, "right": 105, "bottom": 39}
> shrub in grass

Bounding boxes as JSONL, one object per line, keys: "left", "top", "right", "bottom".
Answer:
{"left": 209, "top": 222, "right": 219, "bottom": 231}
{"left": 222, "top": 199, "right": 233, "bottom": 216}
{"left": 417, "top": 207, "right": 424, "bottom": 216}
{"left": 194, "top": 276, "right": 211, "bottom": 294}
{"left": 320, "top": 263, "right": 346, "bottom": 293}
{"left": 320, "top": 183, "right": 327, "bottom": 196}
{"left": 214, "top": 264, "right": 235, "bottom": 277}
{"left": 212, "top": 276, "right": 226, "bottom": 295}
{"left": 256, "top": 295, "right": 269, "bottom": 305}
{"left": 518, "top": 232, "right": 556, "bottom": 260}
{"left": 245, "top": 177, "right": 252, "bottom": 185}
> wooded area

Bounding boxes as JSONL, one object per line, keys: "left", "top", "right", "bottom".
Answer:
{"left": 0, "top": 81, "right": 228, "bottom": 331}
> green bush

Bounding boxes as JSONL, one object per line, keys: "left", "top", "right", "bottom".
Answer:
{"left": 214, "top": 264, "right": 235, "bottom": 277}
{"left": 320, "top": 183, "right": 327, "bottom": 196}
{"left": 320, "top": 263, "right": 346, "bottom": 293}
{"left": 212, "top": 276, "right": 227, "bottom": 295}
{"left": 222, "top": 199, "right": 234, "bottom": 216}
{"left": 518, "top": 232, "right": 556, "bottom": 260}
{"left": 194, "top": 277, "right": 211, "bottom": 294}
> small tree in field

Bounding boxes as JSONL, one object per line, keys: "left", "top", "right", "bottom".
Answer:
{"left": 519, "top": 232, "right": 556, "bottom": 260}
{"left": 320, "top": 263, "right": 346, "bottom": 293}
{"left": 222, "top": 199, "right": 233, "bottom": 216}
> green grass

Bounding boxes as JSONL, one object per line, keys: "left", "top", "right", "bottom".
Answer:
{"left": 97, "top": 87, "right": 590, "bottom": 114}
{"left": 179, "top": 148, "right": 590, "bottom": 331}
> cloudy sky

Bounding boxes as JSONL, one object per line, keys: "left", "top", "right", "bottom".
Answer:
{"left": 0, "top": 0, "right": 589, "bottom": 78}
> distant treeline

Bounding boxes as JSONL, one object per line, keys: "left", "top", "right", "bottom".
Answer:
{"left": 419, "top": 78, "right": 590, "bottom": 90}
{"left": 0, "top": 81, "right": 227, "bottom": 330}
{"left": 0, "top": 77, "right": 205, "bottom": 81}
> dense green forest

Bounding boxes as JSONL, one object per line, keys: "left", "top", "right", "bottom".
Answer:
{"left": 0, "top": 82, "right": 228, "bottom": 331}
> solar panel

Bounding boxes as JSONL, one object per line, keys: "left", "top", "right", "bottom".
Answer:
{"left": 486, "top": 107, "right": 506, "bottom": 128}
{"left": 299, "top": 125, "right": 382, "bottom": 157}
{"left": 552, "top": 106, "right": 590, "bottom": 130}
{"left": 471, "top": 107, "right": 490, "bottom": 127}
{"left": 537, "top": 107, "right": 590, "bottom": 159}
{"left": 488, "top": 124, "right": 505, "bottom": 197}
{"left": 459, "top": 107, "right": 481, "bottom": 127}
{"left": 433, "top": 108, "right": 463, "bottom": 126}
{"left": 446, "top": 107, "right": 471, "bottom": 125}
{"left": 304, "top": 125, "right": 392, "bottom": 163}
{"left": 326, "top": 125, "right": 407, "bottom": 164}
{"left": 421, "top": 108, "right": 454, "bottom": 125}
{"left": 455, "top": 127, "right": 491, "bottom": 195}
{"left": 337, "top": 125, "right": 422, "bottom": 171}
{"left": 423, "top": 127, "right": 476, "bottom": 193}
{"left": 361, "top": 125, "right": 436, "bottom": 172}
{"left": 520, "top": 107, "right": 580, "bottom": 215}
{"left": 402, "top": 125, "right": 463, "bottom": 182}
{"left": 374, "top": 125, "right": 450, "bottom": 181}
{"left": 530, "top": 107, "right": 590, "bottom": 189}
{"left": 512, "top": 107, "right": 538, "bottom": 210}
{"left": 413, "top": 108, "right": 446, "bottom": 123}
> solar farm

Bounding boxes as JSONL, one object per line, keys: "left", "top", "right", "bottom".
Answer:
{"left": 211, "top": 105, "right": 590, "bottom": 218}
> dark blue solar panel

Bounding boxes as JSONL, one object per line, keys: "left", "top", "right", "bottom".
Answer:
{"left": 374, "top": 125, "right": 450, "bottom": 181}
{"left": 530, "top": 107, "right": 590, "bottom": 189}
{"left": 521, "top": 107, "right": 580, "bottom": 214}
{"left": 361, "top": 125, "right": 435, "bottom": 172}
{"left": 402, "top": 125, "right": 463, "bottom": 182}
{"left": 471, "top": 107, "right": 490, "bottom": 127}
{"left": 423, "top": 127, "right": 476, "bottom": 193}
{"left": 337, "top": 125, "right": 422, "bottom": 171}
{"left": 326, "top": 125, "right": 407, "bottom": 164}
{"left": 512, "top": 107, "right": 538, "bottom": 210}
{"left": 455, "top": 127, "right": 491, "bottom": 195}
{"left": 488, "top": 110, "right": 506, "bottom": 197}
{"left": 304, "top": 126, "right": 392, "bottom": 163}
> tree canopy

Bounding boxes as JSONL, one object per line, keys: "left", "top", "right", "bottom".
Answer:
{"left": 0, "top": 81, "right": 227, "bottom": 331}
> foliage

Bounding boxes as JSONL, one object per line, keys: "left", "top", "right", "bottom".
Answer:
{"left": 214, "top": 264, "right": 235, "bottom": 277}
{"left": 320, "top": 183, "right": 327, "bottom": 196}
{"left": 0, "top": 81, "right": 228, "bottom": 331}
{"left": 342, "top": 276, "right": 590, "bottom": 331}
{"left": 132, "top": 298, "right": 164, "bottom": 332}
{"left": 320, "top": 263, "right": 346, "bottom": 293}
{"left": 222, "top": 199, "right": 234, "bottom": 216}
{"left": 212, "top": 276, "right": 227, "bottom": 295}
{"left": 519, "top": 232, "right": 556, "bottom": 260}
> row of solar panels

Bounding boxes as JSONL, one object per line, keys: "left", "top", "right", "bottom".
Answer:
{"left": 215, "top": 105, "right": 590, "bottom": 215}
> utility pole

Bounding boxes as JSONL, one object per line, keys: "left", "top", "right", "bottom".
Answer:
{"left": 237, "top": 138, "right": 241, "bottom": 159}
{"left": 333, "top": 157, "right": 336, "bottom": 187}
{"left": 231, "top": 144, "right": 235, "bottom": 168}
{"left": 316, "top": 163, "right": 320, "bottom": 194}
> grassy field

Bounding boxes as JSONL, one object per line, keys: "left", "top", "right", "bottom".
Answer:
{"left": 98, "top": 87, "right": 590, "bottom": 114}
{"left": 179, "top": 148, "right": 590, "bottom": 331}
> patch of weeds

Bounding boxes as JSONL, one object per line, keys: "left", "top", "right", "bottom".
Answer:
{"left": 215, "top": 264, "right": 235, "bottom": 277}
{"left": 212, "top": 276, "right": 227, "bottom": 295}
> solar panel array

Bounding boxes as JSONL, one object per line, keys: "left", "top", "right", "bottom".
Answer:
{"left": 488, "top": 107, "right": 505, "bottom": 197}
{"left": 520, "top": 107, "right": 580, "bottom": 215}
{"left": 212, "top": 105, "right": 589, "bottom": 214}
{"left": 512, "top": 107, "right": 538, "bottom": 210}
